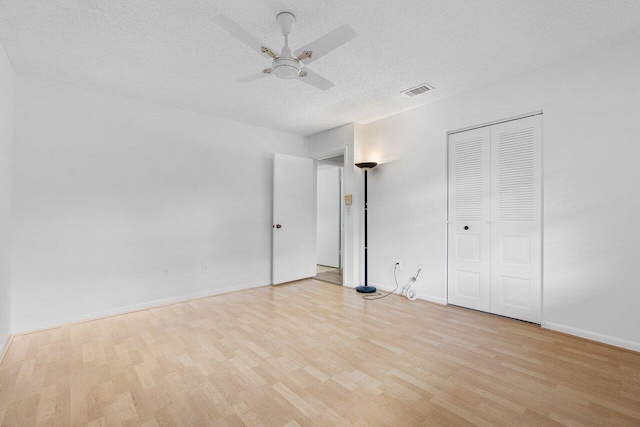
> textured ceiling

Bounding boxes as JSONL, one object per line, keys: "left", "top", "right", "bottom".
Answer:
{"left": 1, "top": 0, "right": 640, "bottom": 136}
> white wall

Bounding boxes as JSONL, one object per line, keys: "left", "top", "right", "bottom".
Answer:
{"left": 308, "top": 124, "right": 363, "bottom": 287}
{"left": 317, "top": 166, "right": 341, "bottom": 267}
{"left": 0, "top": 41, "right": 15, "bottom": 351}
{"left": 363, "top": 37, "right": 640, "bottom": 351}
{"left": 11, "top": 75, "right": 308, "bottom": 333}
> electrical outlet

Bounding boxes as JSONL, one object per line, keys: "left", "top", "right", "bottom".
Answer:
{"left": 202, "top": 266, "right": 208, "bottom": 274}
{"left": 163, "top": 269, "right": 169, "bottom": 278}
{"left": 395, "top": 260, "right": 401, "bottom": 270}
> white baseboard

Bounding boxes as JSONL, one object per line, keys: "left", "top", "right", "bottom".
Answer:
{"left": 415, "top": 292, "right": 448, "bottom": 306}
{"left": 0, "top": 334, "right": 12, "bottom": 364}
{"left": 365, "top": 282, "right": 398, "bottom": 294}
{"left": 370, "top": 283, "right": 638, "bottom": 352}
{"left": 14, "top": 280, "right": 269, "bottom": 335}
{"left": 542, "top": 321, "right": 640, "bottom": 353}
{"left": 370, "top": 282, "right": 447, "bottom": 306}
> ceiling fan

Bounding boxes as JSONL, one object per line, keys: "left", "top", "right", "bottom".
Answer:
{"left": 213, "top": 12, "right": 356, "bottom": 90}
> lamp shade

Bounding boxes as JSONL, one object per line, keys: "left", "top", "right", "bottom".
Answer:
{"left": 355, "top": 162, "right": 378, "bottom": 170}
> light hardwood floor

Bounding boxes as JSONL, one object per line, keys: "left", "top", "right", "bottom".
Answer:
{"left": 1, "top": 279, "right": 639, "bottom": 426}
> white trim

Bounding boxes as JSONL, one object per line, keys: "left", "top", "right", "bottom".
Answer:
{"left": 0, "top": 334, "right": 12, "bottom": 364}
{"left": 445, "top": 128, "right": 450, "bottom": 305}
{"left": 447, "top": 111, "right": 543, "bottom": 135}
{"left": 14, "top": 281, "right": 268, "bottom": 335}
{"left": 415, "top": 293, "right": 448, "bottom": 306}
{"left": 542, "top": 321, "right": 640, "bottom": 353}
{"left": 314, "top": 147, "right": 348, "bottom": 287}
{"left": 371, "top": 282, "right": 448, "bottom": 306}
{"left": 314, "top": 147, "right": 348, "bottom": 162}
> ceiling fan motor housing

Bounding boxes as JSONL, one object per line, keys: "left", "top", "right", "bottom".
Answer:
{"left": 273, "top": 13, "right": 300, "bottom": 79}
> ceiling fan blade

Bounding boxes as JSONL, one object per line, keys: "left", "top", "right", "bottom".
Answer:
{"left": 293, "top": 24, "right": 356, "bottom": 64}
{"left": 213, "top": 14, "right": 279, "bottom": 58}
{"left": 238, "top": 69, "right": 273, "bottom": 83}
{"left": 296, "top": 68, "right": 335, "bottom": 90}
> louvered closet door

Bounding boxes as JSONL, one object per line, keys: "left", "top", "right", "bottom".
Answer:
{"left": 447, "top": 127, "right": 491, "bottom": 312}
{"left": 490, "top": 116, "right": 542, "bottom": 323}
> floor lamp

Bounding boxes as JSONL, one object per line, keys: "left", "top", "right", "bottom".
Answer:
{"left": 355, "top": 162, "right": 378, "bottom": 293}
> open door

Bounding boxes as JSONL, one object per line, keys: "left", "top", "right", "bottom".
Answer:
{"left": 272, "top": 153, "right": 316, "bottom": 284}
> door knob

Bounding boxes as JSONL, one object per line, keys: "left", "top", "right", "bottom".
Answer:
{"left": 464, "top": 226, "right": 469, "bottom": 230}
{"left": 273, "top": 224, "right": 282, "bottom": 229}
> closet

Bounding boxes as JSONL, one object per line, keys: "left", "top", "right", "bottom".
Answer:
{"left": 447, "top": 114, "right": 542, "bottom": 323}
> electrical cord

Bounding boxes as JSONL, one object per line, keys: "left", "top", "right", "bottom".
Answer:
{"left": 363, "top": 264, "right": 422, "bottom": 301}
{"left": 362, "top": 266, "right": 400, "bottom": 300}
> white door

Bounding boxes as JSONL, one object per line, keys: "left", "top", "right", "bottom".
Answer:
{"left": 272, "top": 153, "right": 316, "bottom": 285}
{"left": 317, "top": 166, "right": 341, "bottom": 267}
{"left": 490, "top": 115, "right": 542, "bottom": 323}
{"left": 447, "top": 115, "right": 542, "bottom": 323}
{"left": 447, "top": 126, "right": 492, "bottom": 312}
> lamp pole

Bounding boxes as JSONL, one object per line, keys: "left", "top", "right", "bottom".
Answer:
{"left": 355, "top": 162, "right": 378, "bottom": 293}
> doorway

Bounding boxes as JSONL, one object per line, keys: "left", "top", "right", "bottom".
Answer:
{"left": 314, "top": 154, "right": 344, "bottom": 285}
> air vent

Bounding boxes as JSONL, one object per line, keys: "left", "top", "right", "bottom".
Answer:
{"left": 401, "top": 84, "right": 433, "bottom": 97}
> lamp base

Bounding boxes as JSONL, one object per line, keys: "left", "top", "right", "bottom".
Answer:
{"left": 356, "top": 285, "right": 377, "bottom": 293}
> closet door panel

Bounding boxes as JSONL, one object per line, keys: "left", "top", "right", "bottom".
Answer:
{"left": 489, "top": 115, "right": 542, "bottom": 323}
{"left": 447, "top": 127, "right": 491, "bottom": 312}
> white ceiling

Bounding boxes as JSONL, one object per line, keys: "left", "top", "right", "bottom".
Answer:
{"left": 1, "top": 0, "right": 639, "bottom": 136}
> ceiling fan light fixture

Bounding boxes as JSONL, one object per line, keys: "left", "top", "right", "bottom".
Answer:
{"left": 272, "top": 58, "right": 301, "bottom": 79}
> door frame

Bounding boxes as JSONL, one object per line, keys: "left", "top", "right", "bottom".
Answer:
{"left": 445, "top": 111, "right": 544, "bottom": 319}
{"left": 314, "top": 147, "right": 348, "bottom": 286}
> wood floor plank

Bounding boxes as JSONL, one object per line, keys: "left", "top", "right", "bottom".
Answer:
{"left": 1, "top": 279, "right": 639, "bottom": 426}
